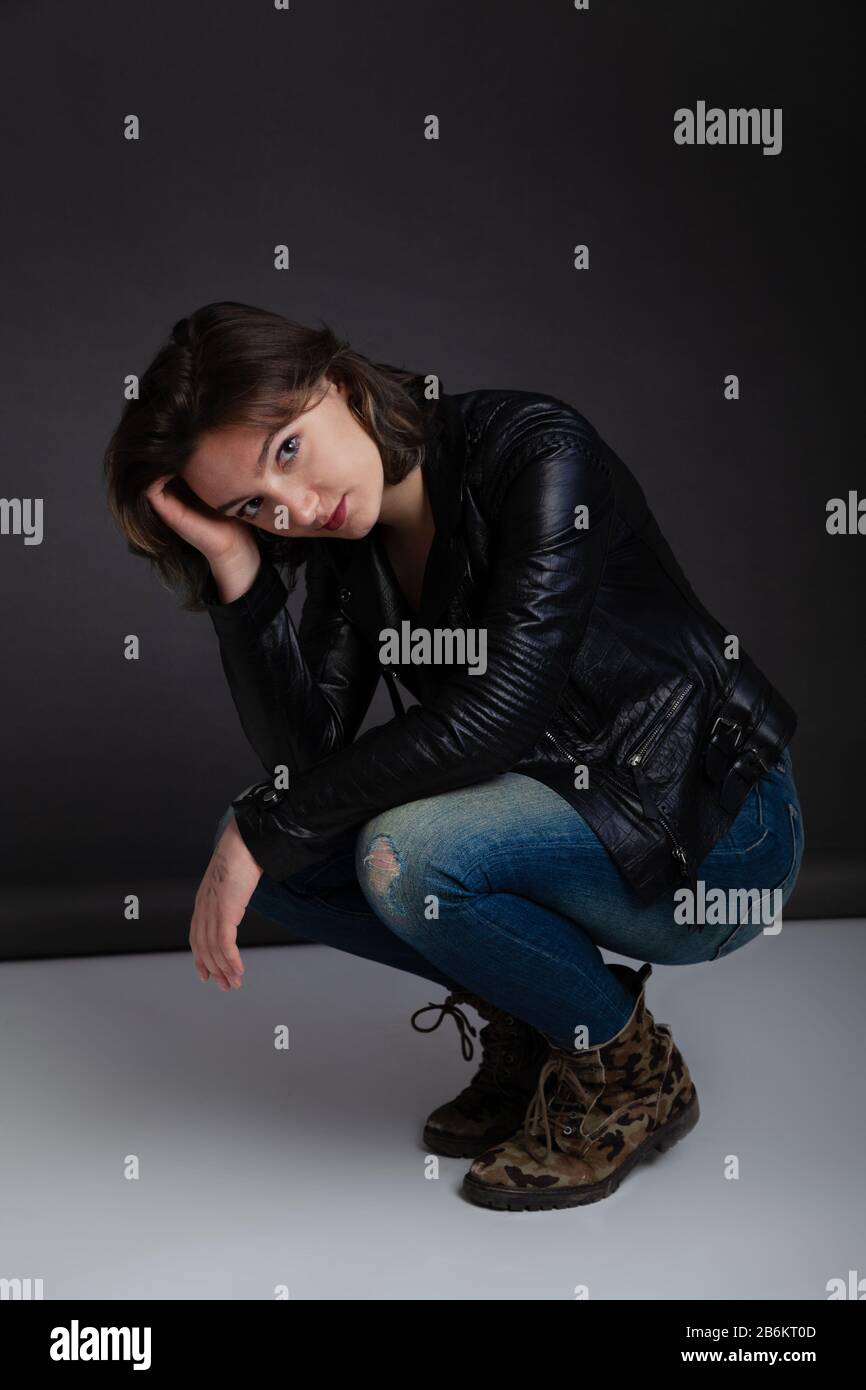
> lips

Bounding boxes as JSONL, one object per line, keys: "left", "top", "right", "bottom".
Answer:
{"left": 322, "top": 494, "right": 347, "bottom": 530}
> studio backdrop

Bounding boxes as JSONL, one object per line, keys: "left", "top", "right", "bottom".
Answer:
{"left": 1, "top": 0, "right": 861, "bottom": 957}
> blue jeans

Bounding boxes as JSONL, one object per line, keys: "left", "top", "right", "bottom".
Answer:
{"left": 214, "top": 749, "right": 804, "bottom": 1050}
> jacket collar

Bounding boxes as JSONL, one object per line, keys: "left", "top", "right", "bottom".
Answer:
{"left": 329, "top": 387, "right": 469, "bottom": 635}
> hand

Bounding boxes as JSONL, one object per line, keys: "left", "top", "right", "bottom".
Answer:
{"left": 145, "top": 473, "right": 259, "bottom": 567}
{"left": 189, "top": 816, "right": 262, "bottom": 991}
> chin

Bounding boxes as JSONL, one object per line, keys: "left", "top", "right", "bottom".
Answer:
{"left": 350, "top": 498, "right": 378, "bottom": 538}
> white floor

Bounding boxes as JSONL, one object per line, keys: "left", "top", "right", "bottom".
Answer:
{"left": 1, "top": 919, "right": 863, "bottom": 1301}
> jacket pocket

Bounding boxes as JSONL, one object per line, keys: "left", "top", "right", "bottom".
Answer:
{"left": 625, "top": 677, "right": 695, "bottom": 771}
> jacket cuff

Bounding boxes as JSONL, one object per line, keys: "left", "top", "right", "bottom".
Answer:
{"left": 231, "top": 781, "right": 336, "bottom": 881}
{"left": 202, "top": 559, "right": 288, "bottom": 636}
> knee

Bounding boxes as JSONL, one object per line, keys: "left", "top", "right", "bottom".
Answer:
{"left": 356, "top": 802, "right": 438, "bottom": 921}
{"left": 356, "top": 820, "right": 407, "bottom": 917}
{"left": 355, "top": 809, "right": 487, "bottom": 922}
{"left": 359, "top": 832, "right": 402, "bottom": 896}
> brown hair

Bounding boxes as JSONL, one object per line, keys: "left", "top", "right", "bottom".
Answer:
{"left": 103, "top": 301, "right": 435, "bottom": 610}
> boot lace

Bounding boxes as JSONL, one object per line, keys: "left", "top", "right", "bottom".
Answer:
{"left": 410, "top": 996, "right": 478, "bottom": 1062}
{"left": 524, "top": 1053, "right": 599, "bottom": 1159}
{"left": 410, "top": 995, "right": 524, "bottom": 1094}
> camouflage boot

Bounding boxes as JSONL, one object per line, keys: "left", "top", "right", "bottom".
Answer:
{"left": 462, "top": 962, "right": 700, "bottom": 1211}
{"left": 411, "top": 990, "right": 550, "bottom": 1159}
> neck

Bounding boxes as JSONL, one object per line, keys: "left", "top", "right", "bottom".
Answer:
{"left": 377, "top": 463, "right": 431, "bottom": 543}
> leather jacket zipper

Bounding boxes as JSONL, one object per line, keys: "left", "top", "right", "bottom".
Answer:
{"left": 586, "top": 761, "right": 695, "bottom": 889}
{"left": 562, "top": 699, "right": 593, "bottom": 736}
{"left": 543, "top": 727, "right": 579, "bottom": 764}
{"left": 542, "top": 690, "right": 593, "bottom": 760}
{"left": 626, "top": 680, "right": 694, "bottom": 769}
{"left": 601, "top": 766, "right": 693, "bottom": 882}
{"left": 543, "top": 686, "right": 695, "bottom": 884}
{"left": 623, "top": 681, "right": 695, "bottom": 880}
{"left": 542, "top": 731, "right": 690, "bottom": 877}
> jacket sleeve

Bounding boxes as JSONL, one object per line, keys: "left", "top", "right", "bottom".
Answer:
{"left": 230, "top": 425, "right": 615, "bottom": 880}
{"left": 203, "top": 550, "right": 383, "bottom": 779}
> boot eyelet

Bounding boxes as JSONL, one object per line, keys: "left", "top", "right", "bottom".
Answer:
{"left": 563, "top": 1125, "right": 573, "bottom": 1135}
{"left": 505, "top": 1054, "right": 514, "bottom": 1063}
{"left": 504, "top": 1016, "right": 514, "bottom": 1025}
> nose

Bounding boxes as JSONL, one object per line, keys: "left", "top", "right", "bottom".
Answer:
{"left": 286, "top": 488, "right": 320, "bottom": 529}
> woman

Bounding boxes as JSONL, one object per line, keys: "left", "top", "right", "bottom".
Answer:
{"left": 103, "top": 300, "right": 804, "bottom": 1212}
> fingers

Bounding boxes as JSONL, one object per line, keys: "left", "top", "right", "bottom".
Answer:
{"left": 144, "top": 474, "right": 172, "bottom": 504}
{"left": 189, "top": 841, "right": 253, "bottom": 994}
{"left": 203, "top": 881, "right": 245, "bottom": 986}
{"left": 145, "top": 476, "right": 184, "bottom": 525}
{"left": 210, "top": 921, "right": 244, "bottom": 988}
{"left": 190, "top": 893, "right": 244, "bottom": 992}
{"left": 190, "top": 924, "right": 231, "bottom": 990}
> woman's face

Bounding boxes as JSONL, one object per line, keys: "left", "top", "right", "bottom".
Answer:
{"left": 181, "top": 375, "right": 384, "bottom": 539}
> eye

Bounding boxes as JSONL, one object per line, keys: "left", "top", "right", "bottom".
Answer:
{"left": 276, "top": 434, "right": 301, "bottom": 466}
{"left": 238, "top": 435, "right": 301, "bottom": 519}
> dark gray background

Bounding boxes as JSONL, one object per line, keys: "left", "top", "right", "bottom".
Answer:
{"left": 1, "top": 0, "right": 861, "bottom": 954}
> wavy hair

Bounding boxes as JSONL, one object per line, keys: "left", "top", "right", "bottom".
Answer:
{"left": 103, "top": 301, "right": 436, "bottom": 610}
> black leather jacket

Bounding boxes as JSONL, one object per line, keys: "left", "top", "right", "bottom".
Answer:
{"left": 203, "top": 385, "right": 796, "bottom": 904}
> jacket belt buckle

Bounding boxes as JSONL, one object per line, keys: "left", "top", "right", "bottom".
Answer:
{"left": 710, "top": 715, "right": 743, "bottom": 748}
{"left": 737, "top": 745, "right": 769, "bottom": 776}
{"left": 704, "top": 713, "right": 746, "bottom": 792}
{"left": 719, "top": 745, "right": 769, "bottom": 814}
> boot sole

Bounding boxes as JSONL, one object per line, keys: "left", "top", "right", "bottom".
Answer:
{"left": 462, "top": 1089, "right": 701, "bottom": 1212}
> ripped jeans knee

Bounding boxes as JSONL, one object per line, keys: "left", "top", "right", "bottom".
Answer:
{"left": 355, "top": 810, "right": 483, "bottom": 928}
{"left": 357, "top": 831, "right": 405, "bottom": 910}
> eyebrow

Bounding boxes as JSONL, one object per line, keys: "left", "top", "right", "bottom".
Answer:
{"left": 214, "top": 423, "right": 286, "bottom": 515}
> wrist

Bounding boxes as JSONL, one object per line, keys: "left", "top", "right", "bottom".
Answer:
{"left": 220, "top": 813, "right": 264, "bottom": 875}
{"left": 208, "top": 545, "right": 261, "bottom": 603}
